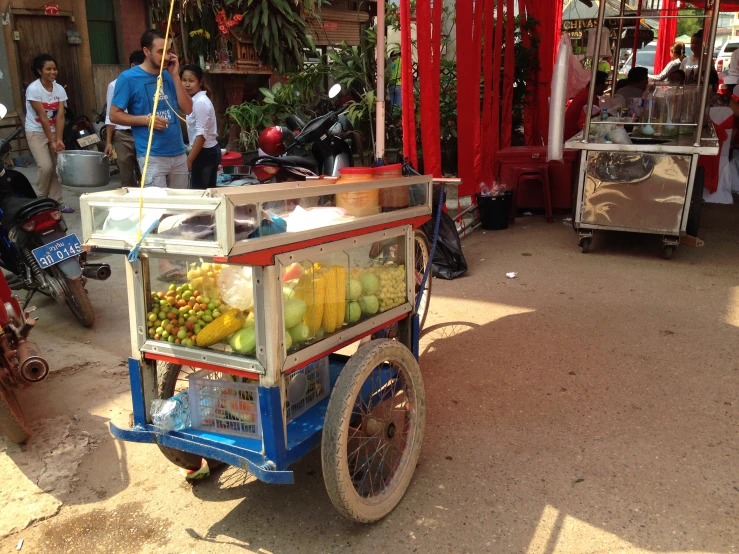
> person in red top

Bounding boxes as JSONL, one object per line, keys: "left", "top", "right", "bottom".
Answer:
{"left": 564, "top": 71, "right": 608, "bottom": 140}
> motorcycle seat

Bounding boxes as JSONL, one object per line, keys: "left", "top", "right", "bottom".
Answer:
{"left": 255, "top": 156, "right": 317, "bottom": 173}
{"left": 0, "top": 197, "right": 60, "bottom": 229}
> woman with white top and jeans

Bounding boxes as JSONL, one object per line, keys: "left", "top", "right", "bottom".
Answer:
{"left": 24, "top": 53, "right": 74, "bottom": 213}
{"left": 181, "top": 65, "right": 221, "bottom": 189}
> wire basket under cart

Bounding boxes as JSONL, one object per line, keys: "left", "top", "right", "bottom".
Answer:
{"left": 80, "top": 174, "right": 444, "bottom": 522}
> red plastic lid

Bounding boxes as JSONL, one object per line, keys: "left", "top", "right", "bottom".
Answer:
{"left": 339, "top": 166, "right": 374, "bottom": 175}
{"left": 221, "top": 151, "right": 243, "bottom": 166}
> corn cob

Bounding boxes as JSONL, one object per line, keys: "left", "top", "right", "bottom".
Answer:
{"left": 294, "top": 269, "right": 325, "bottom": 335}
{"left": 334, "top": 266, "right": 347, "bottom": 327}
{"left": 195, "top": 308, "right": 245, "bottom": 347}
{"left": 322, "top": 267, "right": 338, "bottom": 333}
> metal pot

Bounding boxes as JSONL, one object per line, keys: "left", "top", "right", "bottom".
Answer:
{"left": 56, "top": 151, "right": 111, "bottom": 188}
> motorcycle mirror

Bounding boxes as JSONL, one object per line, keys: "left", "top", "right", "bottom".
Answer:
{"left": 0, "top": 104, "right": 7, "bottom": 120}
{"left": 328, "top": 84, "right": 342, "bottom": 99}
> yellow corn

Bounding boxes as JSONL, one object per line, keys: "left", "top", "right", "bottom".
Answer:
{"left": 294, "top": 269, "right": 325, "bottom": 335}
{"left": 334, "top": 266, "right": 347, "bottom": 327}
{"left": 322, "top": 267, "right": 338, "bottom": 333}
{"left": 195, "top": 308, "right": 245, "bottom": 347}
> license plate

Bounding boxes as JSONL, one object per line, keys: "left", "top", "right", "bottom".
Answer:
{"left": 77, "top": 134, "right": 100, "bottom": 147}
{"left": 32, "top": 234, "right": 82, "bottom": 269}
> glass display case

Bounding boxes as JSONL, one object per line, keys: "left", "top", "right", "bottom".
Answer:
{"left": 80, "top": 176, "right": 431, "bottom": 258}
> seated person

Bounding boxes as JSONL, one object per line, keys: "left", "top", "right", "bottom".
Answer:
{"left": 614, "top": 67, "right": 649, "bottom": 105}
{"left": 564, "top": 70, "right": 608, "bottom": 140}
{"left": 668, "top": 69, "right": 686, "bottom": 86}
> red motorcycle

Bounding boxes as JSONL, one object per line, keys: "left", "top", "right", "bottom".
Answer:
{"left": 0, "top": 270, "right": 48, "bottom": 443}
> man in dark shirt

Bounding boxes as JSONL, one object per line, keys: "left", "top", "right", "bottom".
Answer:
{"left": 564, "top": 70, "right": 608, "bottom": 140}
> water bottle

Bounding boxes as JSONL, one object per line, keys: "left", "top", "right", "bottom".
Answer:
{"left": 601, "top": 107, "right": 608, "bottom": 121}
{"left": 151, "top": 392, "right": 190, "bottom": 431}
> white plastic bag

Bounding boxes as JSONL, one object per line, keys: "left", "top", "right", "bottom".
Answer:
{"left": 218, "top": 265, "right": 254, "bottom": 311}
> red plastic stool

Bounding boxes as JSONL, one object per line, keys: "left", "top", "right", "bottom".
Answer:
{"left": 510, "top": 165, "right": 553, "bottom": 223}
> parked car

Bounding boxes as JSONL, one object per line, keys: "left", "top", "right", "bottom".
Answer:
{"left": 715, "top": 39, "right": 739, "bottom": 72}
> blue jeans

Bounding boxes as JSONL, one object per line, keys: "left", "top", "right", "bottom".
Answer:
{"left": 190, "top": 145, "right": 222, "bottom": 190}
{"left": 388, "top": 85, "right": 402, "bottom": 107}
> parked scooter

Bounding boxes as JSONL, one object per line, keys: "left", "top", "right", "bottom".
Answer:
{"left": 0, "top": 267, "right": 49, "bottom": 443}
{"left": 248, "top": 84, "right": 355, "bottom": 183}
{"left": 0, "top": 106, "right": 110, "bottom": 327}
{"left": 63, "top": 107, "right": 102, "bottom": 151}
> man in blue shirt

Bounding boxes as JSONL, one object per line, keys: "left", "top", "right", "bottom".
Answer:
{"left": 110, "top": 30, "right": 193, "bottom": 188}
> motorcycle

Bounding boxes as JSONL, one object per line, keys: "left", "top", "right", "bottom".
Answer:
{"left": 0, "top": 267, "right": 49, "bottom": 443}
{"left": 63, "top": 107, "right": 102, "bottom": 151}
{"left": 0, "top": 112, "right": 111, "bottom": 327}
{"left": 239, "top": 84, "right": 356, "bottom": 185}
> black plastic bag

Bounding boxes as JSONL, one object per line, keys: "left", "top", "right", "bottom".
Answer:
{"left": 403, "top": 161, "right": 467, "bottom": 280}
{"left": 422, "top": 211, "right": 468, "bottom": 280}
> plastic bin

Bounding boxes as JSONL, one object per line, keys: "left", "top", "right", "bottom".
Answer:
{"left": 375, "top": 164, "right": 409, "bottom": 210}
{"left": 476, "top": 191, "right": 513, "bottom": 230}
{"left": 285, "top": 357, "right": 330, "bottom": 421}
{"left": 189, "top": 370, "right": 261, "bottom": 438}
{"left": 336, "top": 167, "right": 379, "bottom": 217}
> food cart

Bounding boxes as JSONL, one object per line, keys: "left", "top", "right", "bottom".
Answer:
{"left": 568, "top": 0, "right": 721, "bottom": 259}
{"left": 79, "top": 175, "right": 437, "bottom": 522}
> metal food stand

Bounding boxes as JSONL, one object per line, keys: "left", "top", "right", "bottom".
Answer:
{"left": 79, "top": 176, "right": 437, "bottom": 522}
{"left": 568, "top": 0, "right": 721, "bottom": 258}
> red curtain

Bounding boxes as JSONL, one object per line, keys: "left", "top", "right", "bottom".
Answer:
{"left": 654, "top": 0, "right": 677, "bottom": 74}
{"left": 501, "top": 0, "right": 516, "bottom": 149}
{"left": 400, "top": 0, "right": 417, "bottom": 169}
{"left": 523, "top": 0, "right": 563, "bottom": 145}
{"left": 417, "top": 0, "right": 442, "bottom": 177}
{"left": 479, "top": 0, "right": 496, "bottom": 187}
{"left": 456, "top": 0, "right": 477, "bottom": 196}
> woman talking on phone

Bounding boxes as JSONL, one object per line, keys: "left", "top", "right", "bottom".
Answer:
{"left": 181, "top": 64, "right": 221, "bottom": 189}
{"left": 25, "top": 54, "right": 74, "bottom": 212}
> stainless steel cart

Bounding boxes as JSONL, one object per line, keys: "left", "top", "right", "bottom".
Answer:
{"left": 568, "top": 0, "right": 722, "bottom": 259}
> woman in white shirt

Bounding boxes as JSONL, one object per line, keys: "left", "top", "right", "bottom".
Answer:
{"left": 181, "top": 65, "right": 221, "bottom": 189}
{"left": 25, "top": 54, "right": 74, "bottom": 212}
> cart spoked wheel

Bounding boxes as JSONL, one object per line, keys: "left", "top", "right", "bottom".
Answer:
{"left": 322, "top": 339, "right": 425, "bottom": 523}
{"left": 156, "top": 361, "right": 224, "bottom": 471}
{"left": 579, "top": 237, "right": 592, "bottom": 253}
{"left": 414, "top": 230, "right": 432, "bottom": 330}
{"left": 661, "top": 245, "right": 676, "bottom": 260}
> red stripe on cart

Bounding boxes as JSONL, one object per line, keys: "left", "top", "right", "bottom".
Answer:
{"left": 214, "top": 215, "right": 431, "bottom": 265}
{"left": 143, "top": 352, "right": 261, "bottom": 381}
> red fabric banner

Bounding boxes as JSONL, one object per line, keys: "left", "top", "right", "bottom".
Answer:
{"left": 456, "top": 0, "right": 476, "bottom": 196}
{"left": 524, "top": 0, "right": 562, "bottom": 145}
{"left": 490, "top": 0, "right": 504, "bottom": 177}
{"left": 654, "top": 0, "right": 677, "bottom": 74}
{"left": 417, "top": 0, "right": 441, "bottom": 177}
{"left": 501, "top": 0, "right": 516, "bottom": 149}
{"left": 479, "top": 0, "right": 496, "bottom": 187}
{"left": 519, "top": 0, "right": 536, "bottom": 146}
{"left": 400, "top": 0, "right": 417, "bottom": 169}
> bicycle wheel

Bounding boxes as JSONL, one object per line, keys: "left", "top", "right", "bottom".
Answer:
{"left": 322, "top": 339, "right": 425, "bottom": 522}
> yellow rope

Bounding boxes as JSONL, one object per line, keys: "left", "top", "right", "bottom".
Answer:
{"left": 138, "top": 0, "right": 177, "bottom": 241}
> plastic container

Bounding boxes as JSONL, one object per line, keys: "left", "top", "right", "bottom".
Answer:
{"left": 285, "top": 357, "right": 330, "bottom": 422}
{"left": 476, "top": 191, "right": 513, "bottom": 230}
{"left": 189, "top": 370, "right": 261, "bottom": 438}
{"left": 375, "top": 164, "right": 409, "bottom": 210}
{"left": 220, "top": 151, "right": 244, "bottom": 167}
{"left": 336, "top": 167, "right": 379, "bottom": 217}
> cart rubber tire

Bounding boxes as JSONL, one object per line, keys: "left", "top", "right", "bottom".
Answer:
{"left": 0, "top": 385, "right": 29, "bottom": 444}
{"left": 414, "top": 230, "right": 432, "bottom": 331}
{"left": 60, "top": 274, "right": 95, "bottom": 328}
{"left": 156, "top": 361, "right": 224, "bottom": 471}
{"left": 321, "top": 339, "right": 425, "bottom": 523}
{"left": 579, "top": 237, "right": 592, "bottom": 254}
{"left": 661, "top": 245, "right": 675, "bottom": 260}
